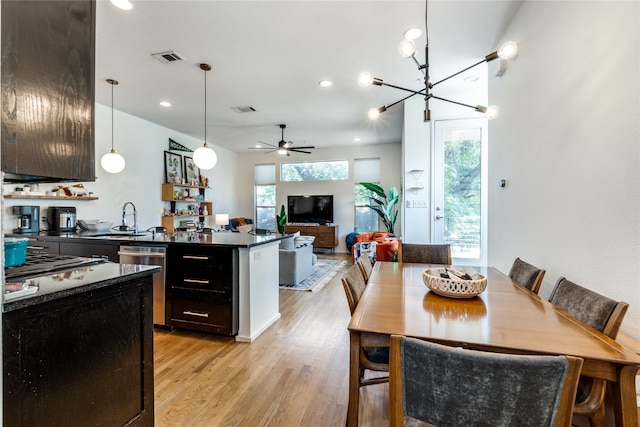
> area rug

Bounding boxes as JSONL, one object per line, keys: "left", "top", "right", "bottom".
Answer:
{"left": 280, "top": 259, "right": 347, "bottom": 292}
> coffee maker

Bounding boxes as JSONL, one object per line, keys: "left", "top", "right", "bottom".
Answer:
{"left": 12, "top": 205, "right": 40, "bottom": 234}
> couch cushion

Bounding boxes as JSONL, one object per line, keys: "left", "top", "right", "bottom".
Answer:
{"left": 295, "top": 235, "right": 315, "bottom": 248}
{"left": 280, "top": 236, "right": 295, "bottom": 250}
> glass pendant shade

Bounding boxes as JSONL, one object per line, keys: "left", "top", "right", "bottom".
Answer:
{"left": 102, "top": 78, "right": 125, "bottom": 174}
{"left": 101, "top": 150, "right": 126, "bottom": 174}
{"left": 194, "top": 143, "right": 218, "bottom": 170}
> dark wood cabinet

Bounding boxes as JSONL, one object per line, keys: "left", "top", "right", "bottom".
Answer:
{"left": 284, "top": 225, "right": 339, "bottom": 250}
{"left": 166, "top": 244, "right": 239, "bottom": 335}
{"left": 26, "top": 237, "right": 60, "bottom": 255}
{"left": 1, "top": 0, "right": 96, "bottom": 182}
{"left": 3, "top": 275, "right": 154, "bottom": 426}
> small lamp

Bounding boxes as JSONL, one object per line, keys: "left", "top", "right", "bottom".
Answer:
{"left": 214, "top": 214, "right": 229, "bottom": 232}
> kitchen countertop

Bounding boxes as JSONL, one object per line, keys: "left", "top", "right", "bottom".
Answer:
{"left": 21, "top": 230, "right": 287, "bottom": 247}
{"left": 4, "top": 262, "right": 160, "bottom": 312}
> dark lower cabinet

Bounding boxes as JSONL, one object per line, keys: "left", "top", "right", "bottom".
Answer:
{"left": 3, "top": 276, "right": 154, "bottom": 426}
{"left": 167, "top": 244, "right": 239, "bottom": 335}
{"left": 59, "top": 240, "right": 119, "bottom": 262}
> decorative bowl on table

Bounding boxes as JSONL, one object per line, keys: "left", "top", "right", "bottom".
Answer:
{"left": 423, "top": 268, "right": 487, "bottom": 298}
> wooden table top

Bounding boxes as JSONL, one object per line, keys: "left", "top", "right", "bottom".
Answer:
{"left": 349, "top": 262, "right": 640, "bottom": 366}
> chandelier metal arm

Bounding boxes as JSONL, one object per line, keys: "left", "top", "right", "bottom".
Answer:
{"left": 378, "top": 81, "right": 426, "bottom": 96}
{"left": 431, "top": 57, "right": 488, "bottom": 88}
{"left": 429, "top": 95, "right": 482, "bottom": 111}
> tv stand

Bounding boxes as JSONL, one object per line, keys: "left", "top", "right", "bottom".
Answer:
{"left": 284, "top": 224, "right": 339, "bottom": 253}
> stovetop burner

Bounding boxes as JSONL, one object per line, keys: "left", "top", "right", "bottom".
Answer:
{"left": 5, "top": 253, "right": 107, "bottom": 280}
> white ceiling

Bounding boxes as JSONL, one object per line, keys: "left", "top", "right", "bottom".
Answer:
{"left": 95, "top": 0, "right": 521, "bottom": 153}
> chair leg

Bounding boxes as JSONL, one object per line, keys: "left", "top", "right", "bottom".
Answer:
{"left": 587, "top": 407, "right": 606, "bottom": 427}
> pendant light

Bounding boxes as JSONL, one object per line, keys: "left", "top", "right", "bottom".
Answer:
{"left": 100, "top": 79, "right": 126, "bottom": 174}
{"left": 193, "top": 63, "right": 218, "bottom": 170}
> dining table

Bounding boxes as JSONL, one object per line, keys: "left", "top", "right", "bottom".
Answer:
{"left": 347, "top": 261, "right": 640, "bottom": 427}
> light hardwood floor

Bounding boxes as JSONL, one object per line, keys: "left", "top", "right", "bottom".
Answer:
{"left": 153, "top": 253, "right": 388, "bottom": 427}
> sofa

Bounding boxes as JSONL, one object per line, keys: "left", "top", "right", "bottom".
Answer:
{"left": 279, "top": 234, "right": 316, "bottom": 286}
{"left": 351, "top": 231, "right": 399, "bottom": 264}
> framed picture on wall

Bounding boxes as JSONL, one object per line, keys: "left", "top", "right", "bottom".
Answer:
{"left": 183, "top": 156, "right": 200, "bottom": 186}
{"left": 164, "top": 151, "right": 183, "bottom": 184}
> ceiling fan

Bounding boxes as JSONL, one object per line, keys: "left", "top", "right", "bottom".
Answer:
{"left": 249, "top": 124, "right": 315, "bottom": 155}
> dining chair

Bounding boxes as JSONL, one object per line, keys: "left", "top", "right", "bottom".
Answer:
{"left": 508, "top": 257, "right": 546, "bottom": 294}
{"left": 355, "top": 253, "right": 374, "bottom": 282}
{"left": 389, "top": 335, "right": 583, "bottom": 427}
{"left": 549, "top": 277, "right": 629, "bottom": 427}
{"left": 341, "top": 264, "right": 389, "bottom": 387}
{"left": 400, "top": 243, "right": 451, "bottom": 265}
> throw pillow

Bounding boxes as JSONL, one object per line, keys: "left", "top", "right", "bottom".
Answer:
{"left": 280, "top": 236, "right": 295, "bottom": 250}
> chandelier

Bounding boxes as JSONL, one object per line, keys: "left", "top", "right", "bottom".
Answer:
{"left": 358, "top": 0, "right": 518, "bottom": 122}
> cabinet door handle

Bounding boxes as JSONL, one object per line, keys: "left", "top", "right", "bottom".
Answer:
{"left": 182, "top": 255, "right": 209, "bottom": 261}
{"left": 183, "top": 278, "right": 210, "bottom": 284}
{"left": 183, "top": 310, "right": 209, "bottom": 318}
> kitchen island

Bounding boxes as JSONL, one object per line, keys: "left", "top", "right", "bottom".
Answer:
{"left": 3, "top": 262, "right": 159, "bottom": 426}
{"left": 18, "top": 230, "right": 285, "bottom": 342}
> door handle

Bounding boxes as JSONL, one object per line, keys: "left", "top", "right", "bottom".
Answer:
{"left": 435, "top": 215, "right": 444, "bottom": 220}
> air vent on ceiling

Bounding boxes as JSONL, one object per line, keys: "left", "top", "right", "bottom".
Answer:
{"left": 151, "top": 51, "right": 186, "bottom": 63}
{"left": 231, "top": 106, "right": 257, "bottom": 113}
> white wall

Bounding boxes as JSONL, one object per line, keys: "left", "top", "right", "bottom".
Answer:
{"left": 488, "top": 1, "right": 640, "bottom": 341}
{"left": 3, "top": 104, "right": 239, "bottom": 233}
{"left": 235, "top": 143, "right": 402, "bottom": 253}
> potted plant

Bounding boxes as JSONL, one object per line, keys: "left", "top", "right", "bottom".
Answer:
{"left": 360, "top": 182, "right": 399, "bottom": 235}
{"left": 276, "top": 204, "right": 287, "bottom": 234}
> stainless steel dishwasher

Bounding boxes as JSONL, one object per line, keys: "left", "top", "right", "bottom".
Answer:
{"left": 118, "top": 245, "right": 167, "bottom": 326}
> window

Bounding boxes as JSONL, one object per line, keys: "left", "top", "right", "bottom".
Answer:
{"left": 255, "top": 164, "right": 276, "bottom": 230}
{"left": 281, "top": 160, "right": 348, "bottom": 182}
{"left": 354, "top": 158, "right": 380, "bottom": 232}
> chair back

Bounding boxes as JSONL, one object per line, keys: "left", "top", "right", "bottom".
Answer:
{"left": 355, "top": 253, "right": 373, "bottom": 282}
{"left": 389, "top": 335, "right": 583, "bottom": 427}
{"left": 549, "top": 277, "right": 628, "bottom": 337}
{"left": 508, "top": 257, "right": 546, "bottom": 294}
{"left": 400, "top": 243, "right": 451, "bottom": 265}
{"left": 341, "top": 264, "right": 368, "bottom": 314}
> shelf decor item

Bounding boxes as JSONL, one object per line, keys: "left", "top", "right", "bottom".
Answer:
{"left": 423, "top": 268, "right": 487, "bottom": 298}
{"left": 183, "top": 156, "right": 199, "bottom": 185}
{"left": 164, "top": 151, "right": 183, "bottom": 184}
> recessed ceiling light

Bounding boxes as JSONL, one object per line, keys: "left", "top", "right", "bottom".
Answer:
{"left": 403, "top": 27, "right": 422, "bottom": 40}
{"left": 109, "top": 0, "right": 133, "bottom": 10}
{"left": 319, "top": 80, "right": 332, "bottom": 87}
{"left": 354, "top": 137, "right": 361, "bottom": 142}
{"left": 159, "top": 101, "right": 171, "bottom": 107}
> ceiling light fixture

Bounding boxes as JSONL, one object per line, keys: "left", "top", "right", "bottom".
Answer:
{"left": 109, "top": 0, "right": 133, "bottom": 11}
{"left": 193, "top": 63, "right": 218, "bottom": 170}
{"left": 319, "top": 80, "right": 333, "bottom": 87}
{"left": 359, "top": 0, "right": 518, "bottom": 122}
{"left": 100, "top": 79, "right": 126, "bottom": 174}
{"left": 159, "top": 101, "right": 171, "bottom": 107}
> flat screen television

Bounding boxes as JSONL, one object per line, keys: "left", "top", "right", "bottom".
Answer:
{"left": 287, "top": 195, "right": 334, "bottom": 225}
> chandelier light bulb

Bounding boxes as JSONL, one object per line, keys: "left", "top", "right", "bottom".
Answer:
{"left": 101, "top": 150, "right": 126, "bottom": 174}
{"left": 357, "top": 72, "right": 374, "bottom": 87}
{"left": 485, "top": 106, "right": 499, "bottom": 120}
{"left": 403, "top": 27, "right": 422, "bottom": 40}
{"left": 498, "top": 41, "right": 519, "bottom": 60}
{"left": 368, "top": 108, "right": 381, "bottom": 120}
{"left": 193, "top": 143, "right": 218, "bottom": 170}
{"left": 399, "top": 38, "right": 416, "bottom": 58}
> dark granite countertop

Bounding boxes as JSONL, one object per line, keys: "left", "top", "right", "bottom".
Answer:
{"left": 3, "top": 262, "right": 160, "bottom": 312}
{"left": 19, "top": 230, "right": 287, "bottom": 248}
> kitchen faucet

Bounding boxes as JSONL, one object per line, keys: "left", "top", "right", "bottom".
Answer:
{"left": 121, "top": 202, "right": 138, "bottom": 233}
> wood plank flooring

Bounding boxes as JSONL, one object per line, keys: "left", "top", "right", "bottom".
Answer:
{"left": 153, "top": 253, "right": 388, "bottom": 426}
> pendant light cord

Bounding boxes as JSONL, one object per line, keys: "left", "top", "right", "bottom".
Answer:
{"left": 111, "top": 82, "right": 114, "bottom": 151}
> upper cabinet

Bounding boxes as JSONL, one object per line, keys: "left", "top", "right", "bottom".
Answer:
{"left": 1, "top": 0, "right": 96, "bottom": 183}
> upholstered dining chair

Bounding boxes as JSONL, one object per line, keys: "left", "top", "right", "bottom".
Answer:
{"left": 341, "top": 264, "right": 389, "bottom": 387}
{"left": 400, "top": 243, "right": 451, "bottom": 265}
{"left": 355, "top": 253, "right": 374, "bottom": 282}
{"left": 549, "top": 277, "right": 629, "bottom": 427}
{"left": 389, "top": 335, "right": 583, "bottom": 427}
{"left": 508, "top": 257, "right": 546, "bottom": 294}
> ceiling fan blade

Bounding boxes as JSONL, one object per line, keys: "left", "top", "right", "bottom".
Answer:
{"left": 289, "top": 149, "right": 312, "bottom": 154}
{"left": 248, "top": 147, "right": 272, "bottom": 150}
{"left": 290, "top": 146, "right": 315, "bottom": 150}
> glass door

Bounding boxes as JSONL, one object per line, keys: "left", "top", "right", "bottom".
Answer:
{"left": 433, "top": 118, "right": 488, "bottom": 265}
